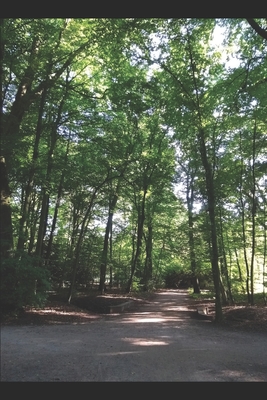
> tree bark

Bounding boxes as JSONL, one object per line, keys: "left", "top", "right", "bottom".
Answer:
{"left": 218, "top": 206, "right": 233, "bottom": 304}
{"left": 246, "top": 18, "right": 267, "bottom": 41}
{"left": 249, "top": 119, "right": 257, "bottom": 305}
{"left": 0, "top": 157, "right": 13, "bottom": 258}
{"left": 198, "top": 129, "right": 223, "bottom": 322}
{"left": 186, "top": 36, "right": 223, "bottom": 321}
{"left": 126, "top": 188, "right": 147, "bottom": 293}
{"left": 186, "top": 173, "right": 200, "bottom": 294}
{"left": 239, "top": 132, "right": 251, "bottom": 303}
{"left": 263, "top": 193, "right": 267, "bottom": 305}
{"left": 143, "top": 217, "right": 153, "bottom": 291}
{"left": 99, "top": 188, "right": 119, "bottom": 294}
{"left": 17, "top": 86, "right": 47, "bottom": 252}
{"left": 3, "top": 36, "right": 40, "bottom": 162}
{"left": 35, "top": 83, "right": 68, "bottom": 262}
{"left": 27, "top": 191, "right": 41, "bottom": 255}
{"left": 45, "top": 136, "right": 70, "bottom": 266}
{"left": 109, "top": 217, "right": 113, "bottom": 288}
{"left": 68, "top": 188, "right": 98, "bottom": 304}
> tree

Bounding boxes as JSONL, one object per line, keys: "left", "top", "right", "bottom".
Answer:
{"left": 2, "top": 18, "right": 266, "bottom": 315}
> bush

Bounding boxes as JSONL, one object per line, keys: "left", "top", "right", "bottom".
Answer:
{"left": 131, "top": 278, "right": 142, "bottom": 293}
{"left": 1, "top": 251, "right": 51, "bottom": 314}
{"left": 164, "top": 268, "right": 192, "bottom": 289}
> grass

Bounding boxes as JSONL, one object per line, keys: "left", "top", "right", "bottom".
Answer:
{"left": 189, "top": 288, "right": 267, "bottom": 306}
{"left": 188, "top": 288, "right": 215, "bottom": 300}
{"left": 230, "top": 292, "right": 267, "bottom": 306}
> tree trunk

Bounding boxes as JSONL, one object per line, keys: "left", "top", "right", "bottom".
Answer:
{"left": 218, "top": 207, "right": 233, "bottom": 304}
{"left": 68, "top": 189, "right": 98, "bottom": 304}
{"left": 234, "top": 247, "right": 246, "bottom": 293}
{"left": 126, "top": 188, "right": 147, "bottom": 293}
{"left": 249, "top": 119, "right": 257, "bottom": 305}
{"left": 239, "top": 132, "right": 251, "bottom": 304}
{"left": 143, "top": 219, "right": 153, "bottom": 291}
{"left": 3, "top": 36, "right": 39, "bottom": 153}
{"left": 185, "top": 39, "right": 222, "bottom": 321}
{"left": 17, "top": 86, "right": 47, "bottom": 252}
{"left": 35, "top": 94, "right": 66, "bottom": 262}
{"left": 0, "top": 157, "right": 13, "bottom": 259}
{"left": 27, "top": 191, "right": 41, "bottom": 255}
{"left": 35, "top": 193, "right": 49, "bottom": 261}
{"left": 109, "top": 217, "right": 113, "bottom": 288}
{"left": 186, "top": 173, "right": 200, "bottom": 294}
{"left": 45, "top": 137, "right": 70, "bottom": 266}
{"left": 263, "top": 193, "right": 267, "bottom": 305}
{"left": 99, "top": 193, "right": 118, "bottom": 294}
{"left": 198, "top": 129, "right": 223, "bottom": 322}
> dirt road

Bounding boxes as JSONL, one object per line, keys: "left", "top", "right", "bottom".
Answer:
{"left": 1, "top": 290, "right": 267, "bottom": 381}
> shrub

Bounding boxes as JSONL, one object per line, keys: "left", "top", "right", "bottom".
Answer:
{"left": 1, "top": 251, "right": 51, "bottom": 314}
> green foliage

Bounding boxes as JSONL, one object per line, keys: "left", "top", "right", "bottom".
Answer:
{"left": 131, "top": 278, "right": 142, "bottom": 293}
{"left": 1, "top": 251, "right": 51, "bottom": 313}
{"left": 189, "top": 289, "right": 215, "bottom": 300}
{"left": 163, "top": 266, "right": 191, "bottom": 289}
{"left": 2, "top": 18, "right": 267, "bottom": 312}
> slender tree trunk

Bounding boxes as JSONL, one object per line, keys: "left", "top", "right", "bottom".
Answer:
{"left": 239, "top": 139, "right": 251, "bottom": 303}
{"left": 129, "top": 220, "right": 137, "bottom": 284}
{"left": 68, "top": 189, "right": 98, "bottom": 304}
{"left": 263, "top": 193, "right": 267, "bottom": 305}
{"left": 218, "top": 206, "right": 233, "bottom": 304}
{"left": 45, "top": 174, "right": 64, "bottom": 265}
{"left": 0, "top": 157, "right": 13, "bottom": 258}
{"left": 185, "top": 38, "right": 222, "bottom": 321}
{"left": 0, "top": 23, "right": 15, "bottom": 306}
{"left": 35, "top": 128, "right": 58, "bottom": 261}
{"left": 126, "top": 188, "right": 147, "bottom": 293}
{"left": 27, "top": 191, "right": 40, "bottom": 255}
{"left": 36, "top": 70, "right": 70, "bottom": 263}
{"left": 250, "top": 119, "right": 257, "bottom": 305}
{"left": 234, "top": 247, "right": 246, "bottom": 293}
{"left": 67, "top": 172, "right": 114, "bottom": 303}
{"left": 219, "top": 273, "right": 228, "bottom": 305}
{"left": 17, "top": 86, "right": 47, "bottom": 252}
{"left": 186, "top": 173, "right": 200, "bottom": 294}
{"left": 109, "top": 218, "right": 113, "bottom": 288}
{"left": 35, "top": 193, "right": 49, "bottom": 260}
{"left": 45, "top": 138, "right": 70, "bottom": 266}
{"left": 143, "top": 218, "right": 153, "bottom": 291}
{"left": 57, "top": 203, "right": 80, "bottom": 291}
{"left": 99, "top": 192, "right": 119, "bottom": 294}
{"left": 198, "top": 129, "right": 223, "bottom": 322}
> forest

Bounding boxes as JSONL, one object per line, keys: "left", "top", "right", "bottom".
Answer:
{"left": 1, "top": 18, "right": 266, "bottom": 323}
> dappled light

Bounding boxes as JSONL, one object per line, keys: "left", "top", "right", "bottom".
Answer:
{"left": 2, "top": 289, "right": 267, "bottom": 382}
{"left": 17, "top": 306, "right": 101, "bottom": 325}
{"left": 118, "top": 312, "right": 187, "bottom": 324}
{"left": 122, "top": 316, "right": 167, "bottom": 323}
{"left": 122, "top": 337, "right": 169, "bottom": 346}
{"left": 2, "top": 18, "right": 267, "bottom": 382}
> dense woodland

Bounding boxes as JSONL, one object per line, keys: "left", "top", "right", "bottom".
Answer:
{"left": 1, "top": 18, "right": 267, "bottom": 322}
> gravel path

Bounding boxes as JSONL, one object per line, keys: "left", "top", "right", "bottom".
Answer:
{"left": 1, "top": 290, "right": 267, "bottom": 381}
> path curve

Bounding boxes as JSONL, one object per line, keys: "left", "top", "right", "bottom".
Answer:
{"left": 1, "top": 289, "right": 267, "bottom": 381}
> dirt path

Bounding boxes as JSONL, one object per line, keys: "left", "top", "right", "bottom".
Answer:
{"left": 1, "top": 289, "right": 267, "bottom": 381}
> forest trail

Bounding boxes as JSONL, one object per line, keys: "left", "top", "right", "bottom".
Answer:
{"left": 1, "top": 290, "right": 267, "bottom": 381}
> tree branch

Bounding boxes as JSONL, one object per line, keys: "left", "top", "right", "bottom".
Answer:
{"left": 246, "top": 18, "right": 267, "bottom": 41}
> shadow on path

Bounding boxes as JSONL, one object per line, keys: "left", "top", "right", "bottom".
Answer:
{"left": 108, "top": 289, "right": 212, "bottom": 327}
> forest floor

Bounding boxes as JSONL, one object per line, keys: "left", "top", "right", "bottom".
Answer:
{"left": 1, "top": 287, "right": 267, "bottom": 333}
{"left": 2, "top": 288, "right": 267, "bottom": 381}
